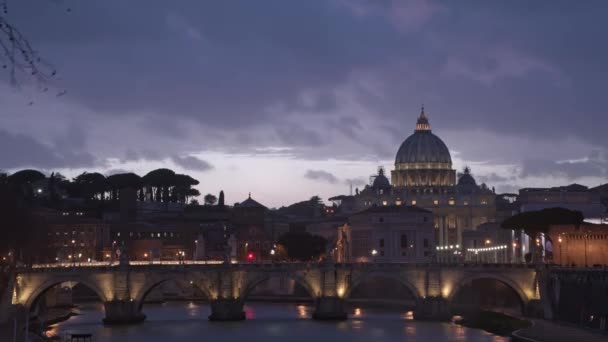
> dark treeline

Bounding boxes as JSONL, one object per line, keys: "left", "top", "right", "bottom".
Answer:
{"left": 0, "top": 168, "right": 203, "bottom": 265}
{"left": 1, "top": 168, "right": 201, "bottom": 206}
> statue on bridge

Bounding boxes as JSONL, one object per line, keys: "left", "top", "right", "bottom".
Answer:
{"left": 116, "top": 244, "right": 129, "bottom": 266}
{"left": 224, "top": 234, "right": 237, "bottom": 264}
{"left": 325, "top": 226, "right": 350, "bottom": 263}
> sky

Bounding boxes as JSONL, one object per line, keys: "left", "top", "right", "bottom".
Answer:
{"left": 1, "top": 0, "right": 607, "bottom": 208}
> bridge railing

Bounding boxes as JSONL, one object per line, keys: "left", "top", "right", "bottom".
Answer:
{"left": 22, "top": 260, "right": 540, "bottom": 272}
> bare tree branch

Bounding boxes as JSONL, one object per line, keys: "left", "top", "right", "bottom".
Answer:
{"left": 0, "top": 0, "right": 58, "bottom": 88}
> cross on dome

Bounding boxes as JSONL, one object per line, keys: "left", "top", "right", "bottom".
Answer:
{"left": 415, "top": 105, "right": 431, "bottom": 131}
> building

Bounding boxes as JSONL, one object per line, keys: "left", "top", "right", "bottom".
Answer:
{"left": 461, "top": 222, "right": 523, "bottom": 264}
{"left": 108, "top": 219, "right": 199, "bottom": 262}
{"left": 518, "top": 184, "right": 605, "bottom": 221}
{"left": 337, "top": 107, "right": 496, "bottom": 248}
{"left": 232, "top": 194, "right": 275, "bottom": 261}
{"left": 548, "top": 223, "right": 608, "bottom": 267}
{"left": 343, "top": 205, "right": 435, "bottom": 263}
{"left": 38, "top": 208, "right": 110, "bottom": 263}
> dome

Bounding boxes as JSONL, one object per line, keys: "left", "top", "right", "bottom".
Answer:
{"left": 395, "top": 108, "right": 452, "bottom": 167}
{"left": 372, "top": 168, "right": 391, "bottom": 190}
{"left": 457, "top": 167, "right": 477, "bottom": 186}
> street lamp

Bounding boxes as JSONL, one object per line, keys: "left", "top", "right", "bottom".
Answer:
{"left": 558, "top": 236, "right": 563, "bottom": 266}
{"left": 371, "top": 249, "right": 378, "bottom": 262}
{"left": 71, "top": 239, "right": 76, "bottom": 266}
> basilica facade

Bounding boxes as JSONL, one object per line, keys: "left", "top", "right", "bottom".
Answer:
{"left": 339, "top": 108, "right": 496, "bottom": 247}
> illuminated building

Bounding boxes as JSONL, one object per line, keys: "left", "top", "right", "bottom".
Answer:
{"left": 337, "top": 107, "right": 496, "bottom": 248}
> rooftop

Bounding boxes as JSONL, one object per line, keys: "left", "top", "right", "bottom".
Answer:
{"left": 354, "top": 205, "right": 431, "bottom": 215}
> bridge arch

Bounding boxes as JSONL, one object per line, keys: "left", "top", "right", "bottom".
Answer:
{"left": 24, "top": 277, "right": 109, "bottom": 310}
{"left": 133, "top": 273, "right": 214, "bottom": 309}
{"left": 345, "top": 271, "right": 423, "bottom": 300}
{"left": 241, "top": 272, "right": 318, "bottom": 301}
{"left": 447, "top": 273, "right": 530, "bottom": 313}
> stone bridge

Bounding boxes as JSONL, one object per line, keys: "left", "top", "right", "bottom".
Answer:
{"left": 5, "top": 262, "right": 549, "bottom": 324}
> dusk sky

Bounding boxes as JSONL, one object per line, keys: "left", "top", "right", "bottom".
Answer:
{"left": 1, "top": 0, "right": 607, "bottom": 208}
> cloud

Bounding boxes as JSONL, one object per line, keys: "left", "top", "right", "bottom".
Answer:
{"left": 171, "top": 155, "right": 214, "bottom": 172}
{"left": 520, "top": 151, "right": 608, "bottom": 180}
{"left": 443, "top": 44, "right": 560, "bottom": 86}
{"left": 0, "top": 129, "right": 96, "bottom": 170}
{"left": 476, "top": 172, "right": 511, "bottom": 184}
{"left": 345, "top": 177, "right": 368, "bottom": 187}
{"left": 304, "top": 170, "right": 339, "bottom": 184}
{"left": 337, "top": 0, "right": 444, "bottom": 33}
{"left": 1, "top": 0, "right": 608, "bottom": 205}
{"left": 275, "top": 124, "right": 324, "bottom": 147}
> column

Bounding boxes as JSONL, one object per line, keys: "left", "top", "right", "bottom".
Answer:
{"left": 208, "top": 298, "right": 245, "bottom": 321}
{"left": 103, "top": 300, "right": 146, "bottom": 324}
{"left": 312, "top": 297, "right": 347, "bottom": 320}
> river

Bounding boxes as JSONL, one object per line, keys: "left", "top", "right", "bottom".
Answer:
{"left": 46, "top": 302, "right": 509, "bottom": 341}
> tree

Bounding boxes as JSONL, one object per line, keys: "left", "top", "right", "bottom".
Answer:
{"left": 8, "top": 169, "right": 46, "bottom": 200}
{"left": 72, "top": 172, "right": 108, "bottom": 200}
{"left": 277, "top": 195, "right": 325, "bottom": 218}
{"left": 143, "top": 168, "right": 176, "bottom": 202}
{"left": 218, "top": 190, "right": 225, "bottom": 207}
{"left": 204, "top": 193, "right": 217, "bottom": 206}
{"left": 186, "top": 188, "right": 200, "bottom": 203}
{"left": 501, "top": 207, "right": 584, "bottom": 263}
{"left": 8, "top": 169, "right": 45, "bottom": 185}
{"left": 107, "top": 173, "right": 142, "bottom": 200}
{"left": 172, "top": 174, "right": 199, "bottom": 203}
{"left": 277, "top": 231, "right": 327, "bottom": 261}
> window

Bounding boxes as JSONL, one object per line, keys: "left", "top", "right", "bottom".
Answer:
{"left": 379, "top": 239, "right": 384, "bottom": 248}
{"left": 382, "top": 200, "right": 388, "bottom": 206}
{"left": 411, "top": 200, "right": 417, "bottom": 205}
{"left": 448, "top": 198, "right": 455, "bottom": 205}
{"left": 463, "top": 201, "right": 469, "bottom": 206}
{"left": 396, "top": 200, "right": 402, "bottom": 206}
{"left": 117, "top": 232, "right": 121, "bottom": 237}
{"left": 380, "top": 251, "right": 384, "bottom": 256}
{"left": 423, "top": 238, "right": 429, "bottom": 248}
{"left": 401, "top": 234, "right": 408, "bottom": 248}
{"left": 433, "top": 199, "right": 439, "bottom": 205}
{"left": 481, "top": 199, "right": 488, "bottom": 205}
{"left": 378, "top": 217, "right": 384, "bottom": 223}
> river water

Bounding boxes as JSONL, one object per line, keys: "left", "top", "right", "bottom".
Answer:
{"left": 47, "top": 302, "right": 508, "bottom": 342}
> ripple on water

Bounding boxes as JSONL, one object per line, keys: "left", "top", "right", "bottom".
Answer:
{"left": 51, "top": 302, "right": 509, "bottom": 342}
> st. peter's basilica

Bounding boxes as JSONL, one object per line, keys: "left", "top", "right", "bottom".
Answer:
{"left": 337, "top": 107, "right": 497, "bottom": 247}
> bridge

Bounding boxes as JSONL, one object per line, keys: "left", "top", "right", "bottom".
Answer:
{"left": 1, "top": 261, "right": 558, "bottom": 324}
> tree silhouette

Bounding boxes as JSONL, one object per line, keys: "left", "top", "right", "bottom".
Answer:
{"left": 204, "top": 193, "right": 217, "bottom": 206}
{"left": 218, "top": 190, "right": 225, "bottom": 207}
{"left": 143, "top": 168, "right": 176, "bottom": 202}
{"left": 277, "top": 232, "right": 326, "bottom": 261}
{"left": 8, "top": 169, "right": 45, "bottom": 200}
{"left": 107, "top": 173, "right": 142, "bottom": 200}
{"left": 72, "top": 172, "right": 107, "bottom": 200}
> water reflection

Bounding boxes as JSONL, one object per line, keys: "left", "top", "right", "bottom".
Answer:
{"left": 296, "top": 305, "right": 309, "bottom": 319}
{"left": 244, "top": 305, "right": 256, "bottom": 319}
{"left": 51, "top": 302, "right": 510, "bottom": 342}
